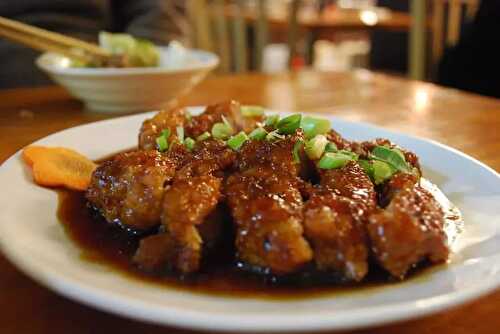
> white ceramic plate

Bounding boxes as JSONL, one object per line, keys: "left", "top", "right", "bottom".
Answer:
{"left": 1, "top": 108, "right": 500, "bottom": 332}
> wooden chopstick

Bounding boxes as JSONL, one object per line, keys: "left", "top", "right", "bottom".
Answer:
{"left": 0, "top": 16, "right": 121, "bottom": 66}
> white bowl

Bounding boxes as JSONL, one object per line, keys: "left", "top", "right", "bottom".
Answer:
{"left": 36, "top": 48, "right": 219, "bottom": 113}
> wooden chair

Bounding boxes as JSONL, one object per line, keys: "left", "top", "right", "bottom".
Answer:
{"left": 187, "top": 0, "right": 301, "bottom": 73}
{"left": 409, "top": 0, "right": 480, "bottom": 80}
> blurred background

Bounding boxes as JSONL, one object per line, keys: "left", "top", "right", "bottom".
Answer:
{"left": 1, "top": 0, "right": 499, "bottom": 98}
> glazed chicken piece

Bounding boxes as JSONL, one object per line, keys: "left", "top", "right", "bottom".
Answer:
{"left": 225, "top": 133, "right": 313, "bottom": 275}
{"left": 326, "top": 129, "right": 352, "bottom": 150}
{"left": 303, "top": 191, "right": 368, "bottom": 281}
{"left": 319, "top": 161, "right": 377, "bottom": 214}
{"left": 185, "top": 100, "right": 244, "bottom": 138}
{"left": 134, "top": 139, "right": 236, "bottom": 273}
{"left": 367, "top": 173, "right": 449, "bottom": 279}
{"left": 303, "top": 161, "right": 376, "bottom": 281}
{"left": 138, "top": 107, "right": 187, "bottom": 150}
{"left": 86, "top": 150, "right": 176, "bottom": 230}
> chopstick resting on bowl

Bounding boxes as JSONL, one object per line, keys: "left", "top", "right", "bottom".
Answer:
{"left": 0, "top": 16, "right": 125, "bottom": 67}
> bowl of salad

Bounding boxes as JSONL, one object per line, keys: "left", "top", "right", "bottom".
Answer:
{"left": 36, "top": 32, "right": 219, "bottom": 113}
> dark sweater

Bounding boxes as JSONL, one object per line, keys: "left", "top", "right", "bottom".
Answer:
{"left": 0, "top": 0, "right": 188, "bottom": 88}
{"left": 438, "top": 0, "right": 500, "bottom": 98}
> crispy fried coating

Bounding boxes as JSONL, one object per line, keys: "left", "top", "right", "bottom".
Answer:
{"left": 304, "top": 161, "right": 375, "bottom": 281}
{"left": 225, "top": 134, "right": 313, "bottom": 274}
{"left": 134, "top": 140, "right": 235, "bottom": 273}
{"left": 139, "top": 107, "right": 186, "bottom": 150}
{"left": 185, "top": 100, "right": 244, "bottom": 138}
{"left": 319, "top": 161, "right": 377, "bottom": 215}
{"left": 86, "top": 150, "right": 176, "bottom": 230}
{"left": 303, "top": 191, "right": 368, "bottom": 281}
{"left": 367, "top": 173, "right": 449, "bottom": 279}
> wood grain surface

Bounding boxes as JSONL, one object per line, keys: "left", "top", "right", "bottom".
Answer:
{"left": 1, "top": 71, "right": 499, "bottom": 334}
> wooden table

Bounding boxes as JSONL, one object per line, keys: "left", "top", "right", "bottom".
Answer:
{"left": 1, "top": 71, "right": 499, "bottom": 333}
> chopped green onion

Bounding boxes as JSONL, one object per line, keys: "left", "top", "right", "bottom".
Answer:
{"left": 293, "top": 140, "right": 304, "bottom": 164}
{"left": 221, "top": 115, "right": 233, "bottom": 129}
{"left": 227, "top": 131, "right": 248, "bottom": 151}
{"left": 196, "top": 131, "right": 211, "bottom": 141}
{"left": 184, "top": 137, "right": 195, "bottom": 151}
{"left": 338, "top": 149, "right": 359, "bottom": 161}
{"left": 249, "top": 127, "right": 267, "bottom": 140}
{"left": 358, "top": 159, "right": 374, "bottom": 178}
{"left": 160, "top": 128, "right": 171, "bottom": 139}
{"left": 372, "top": 160, "right": 395, "bottom": 185}
{"left": 266, "top": 129, "right": 285, "bottom": 141}
{"left": 156, "top": 136, "right": 168, "bottom": 152}
{"left": 300, "top": 116, "right": 331, "bottom": 139}
{"left": 264, "top": 114, "right": 280, "bottom": 128}
{"left": 371, "top": 146, "right": 411, "bottom": 173}
{"left": 305, "top": 135, "right": 328, "bottom": 160}
{"left": 155, "top": 128, "right": 171, "bottom": 152}
{"left": 241, "top": 105, "right": 265, "bottom": 117}
{"left": 211, "top": 122, "right": 234, "bottom": 139}
{"left": 277, "top": 114, "right": 302, "bottom": 134}
{"left": 318, "top": 152, "right": 355, "bottom": 169}
{"left": 325, "top": 142, "right": 338, "bottom": 153}
{"left": 176, "top": 126, "right": 184, "bottom": 142}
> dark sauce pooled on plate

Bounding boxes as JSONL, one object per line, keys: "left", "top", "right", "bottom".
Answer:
{"left": 56, "top": 149, "right": 463, "bottom": 299}
{"left": 56, "top": 188, "right": 457, "bottom": 299}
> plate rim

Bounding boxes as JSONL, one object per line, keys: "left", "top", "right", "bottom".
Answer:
{"left": 1, "top": 109, "right": 499, "bottom": 332}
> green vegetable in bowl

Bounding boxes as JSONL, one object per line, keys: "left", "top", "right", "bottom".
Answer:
{"left": 99, "top": 32, "right": 159, "bottom": 67}
{"left": 71, "top": 31, "right": 160, "bottom": 68}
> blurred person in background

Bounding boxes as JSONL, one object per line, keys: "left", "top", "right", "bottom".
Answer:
{"left": 0, "top": 1, "right": 188, "bottom": 89}
{"left": 438, "top": 0, "right": 500, "bottom": 98}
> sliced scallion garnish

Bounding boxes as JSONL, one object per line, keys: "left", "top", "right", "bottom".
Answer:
{"left": 227, "top": 131, "right": 248, "bottom": 151}
{"left": 249, "top": 127, "right": 267, "bottom": 140}
{"left": 155, "top": 128, "right": 171, "bottom": 152}
{"left": 156, "top": 136, "right": 168, "bottom": 152}
{"left": 372, "top": 160, "right": 395, "bottom": 185}
{"left": 211, "top": 122, "right": 234, "bottom": 139}
{"left": 318, "top": 151, "right": 356, "bottom": 169}
{"left": 221, "top": 115, "right": 233, "bottom": 129}
{"left": 241, "top": 105, "right": 265, "bottom": 117}
{"left": 293, "top": 140, "right": 304, "bottom": 164}
{"left": 184, "top": 137, "right": 195, "bottom": 151}
{"left": 266, "top": 129, "right": 285, "bottom": 141}
{"left": 264, "top": 114, "right": 280, "bottom": 128}
{"left": 325, "top": 142, "right": 338, "bottom": 153}
{"left": 300, "top": 116, "right": 331, "bottom": 139}
{"left": 196, "top": 131, "right": 211, "bottom": 141}
{"left": 176, "top": 126, "right": 184, "bottom": 143}
{"left": 371, "top": 146, "right": 411, "bottom": 173}
{"left": 277, "top": 114, "right": 302, "bottom": 134}
{"left": 305, "top": 134, "right": 328, "bottom": 160}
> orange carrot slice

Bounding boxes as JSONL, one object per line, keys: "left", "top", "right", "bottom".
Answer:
{"left": 22, "top": 146, "right": 97, "bottom": 191}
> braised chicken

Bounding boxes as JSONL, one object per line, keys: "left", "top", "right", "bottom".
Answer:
{"left": 85, "top": 102, "right": 457, "bottom": 283}
{"left": 86, "top": 150, "right": 176, "bottom": 230}
{"left": 225, "top": 132, "right": 313, "bottom": 274}
{"left": 367, "top": 173, "right": 449, "bottom": 278}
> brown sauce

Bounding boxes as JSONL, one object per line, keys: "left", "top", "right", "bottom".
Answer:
{"left": 56, "top": 190, "right": 445, "bottom": 299}
{"left": 54, "top": 150, "right": 463, "bottom": 299}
